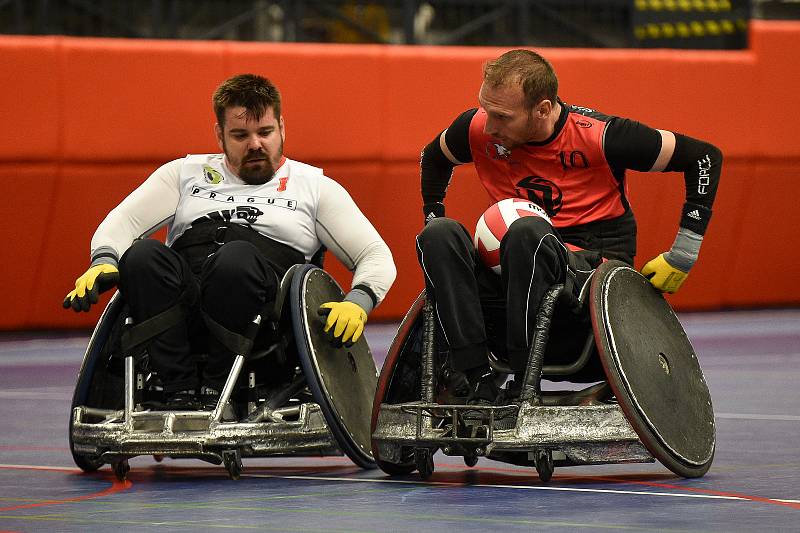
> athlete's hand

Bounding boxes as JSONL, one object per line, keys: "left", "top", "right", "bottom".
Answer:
{"left": 318, "top": 301, "right": 367, "bottom": 347}
{"left": 423, "top": 202, "right": 445, "bottom": 225}
{"left": 63, "top": 264, "right": 119, "bottom": 312}
{"left": 641, "top": 253, "right": 688, "bottom": 294}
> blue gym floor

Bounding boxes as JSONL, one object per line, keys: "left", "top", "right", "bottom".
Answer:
{"left": 1, "top": 309, "right": 799, "bottom": 532}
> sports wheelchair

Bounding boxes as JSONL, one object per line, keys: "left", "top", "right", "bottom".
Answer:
{"left": 371, "top": 260, "right": 715, "bottom": 481}
{"left": 69, "top": 264, "right": 378, "bottom": 480}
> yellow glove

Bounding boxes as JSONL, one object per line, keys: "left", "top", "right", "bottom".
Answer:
{"left": 318, "top": 301, "right": 367, "bottom": 346}
{"left": 63, "top": 264, "right": 119, "bottom": 312}
{"left": 641, "top": 253, "right": 688, "bottom": 294}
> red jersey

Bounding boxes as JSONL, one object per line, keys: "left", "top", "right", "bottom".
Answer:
{"left": 468, "top": 108, "right": 627, "bottom": 228}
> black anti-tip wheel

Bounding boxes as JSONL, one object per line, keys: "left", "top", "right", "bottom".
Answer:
{"left": 464, "top": 453, "right": 479, "bottom": 467}
{"left": 112, "top": 459, "right": 130, "bottom": 481}
{"left": 534, "top": 449, "right": 554, "bottom": 482}
{"left": 415, "top": 448, "right": 434, "bottom": 479}
{"left": 223, "top": 450, "right": 243, "bottom": 480}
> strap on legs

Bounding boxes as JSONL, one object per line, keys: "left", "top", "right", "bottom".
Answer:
{"left": 519, "top": 284, "right": 563, "bottom": 405}
{"left": 202, "top": 309, "right": 266, "bottom": 358}
{"left": 120, "top": 303, "right": 186, "bottom": 358}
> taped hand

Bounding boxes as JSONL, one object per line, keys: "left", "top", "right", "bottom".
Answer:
{"left": 63, "top": 264, "right": 119, "bottom": 312}
{"left": 318, "top": 301, "right": 367, "bottom": 347}
{"left": 641, "top": 253, "right": 688, "bottom": 294}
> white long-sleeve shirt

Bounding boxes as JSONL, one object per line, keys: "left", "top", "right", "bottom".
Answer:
{"left": 90, "top": 154, "right": 396, "bottom": 312}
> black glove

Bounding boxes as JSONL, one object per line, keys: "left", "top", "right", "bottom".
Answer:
{"left": 423, "top": 202, "right": 445, "bottom": 225}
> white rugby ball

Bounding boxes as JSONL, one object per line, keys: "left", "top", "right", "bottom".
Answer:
{"left": 474, "top": 198, "right": 551, "bottom": 274}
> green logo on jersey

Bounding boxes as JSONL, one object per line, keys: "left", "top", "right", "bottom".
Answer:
{"left": 203, "top": 164, "right": 224, "bottom": 184}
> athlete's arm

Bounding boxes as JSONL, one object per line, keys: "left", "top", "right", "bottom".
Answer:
{"left": 315, "top": 176, "right": 396, "bottom": 314}
{"left": 604, "top": 118, "right": 721, "bottom": 237}
{"left": 604, "top": 118, "right": 723, "bottom": 292}
{"left": 89, "top": 159, "right": 183, "bottom": 267}
{"left": 420, "top": 108, "right": 477, "bottom": 221}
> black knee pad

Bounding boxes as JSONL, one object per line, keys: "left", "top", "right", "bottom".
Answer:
{"left": 207, "top": 239, "right": 261, "bottom": 263}
{"left": 417, "top": 218, "right": 475, "bottom": 267}
{"left": 418, "top": 217, "right": 471, "bottom": 245}
{"left": 502, "top": 216, "right": 554, "bottom": 247}
{"left": 201, "top": 240, "right": 278, "bottom": 332}
{"left": 119, "top": 239, "right": 172, "bottom": 273}
{"left": 119, "top": 240, "right": 194, "bottom": 312}
{"left": 202, "top": 241, "right": 276, "bottom": 289}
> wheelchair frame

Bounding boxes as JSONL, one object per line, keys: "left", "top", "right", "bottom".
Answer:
{"left": 70, "top": 264, "right": 373, "bottom": 480}
{"left": 371, "top": 260, "right": 714, "bottom": 480}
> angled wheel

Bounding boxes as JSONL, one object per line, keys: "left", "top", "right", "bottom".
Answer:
{"left": 371, "top": 291, "right": 426, "bottom": 476}
{"left": 69, "top": 292, "right": 126, "bottom": 472}
{"left": 377, "top": 458, "right": 416, "bottom": 476}
{"left": 292, "top": 265, "right": 379, "bottom": 469}
{"left": 590, "top": 261, "right": 715, "bottom": 478}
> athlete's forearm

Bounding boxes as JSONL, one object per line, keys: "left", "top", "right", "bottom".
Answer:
{"left": 315, "top": 177, "right": 396, "bottom": 312}
{"left": 420, "top": 133, "right": 455, "bottom": 206}
{"left": 90, "top": 159, "right": 182, "bottom": 266}
{"left": 664, "top": 133, "right": 723, "bottom": 236}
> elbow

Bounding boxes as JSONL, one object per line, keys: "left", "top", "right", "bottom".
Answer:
{"left": 382, "top": 244, "right": 398, "bottom": 290}
{"left": 706, "top": 141, "right": 723, "bottom": 167}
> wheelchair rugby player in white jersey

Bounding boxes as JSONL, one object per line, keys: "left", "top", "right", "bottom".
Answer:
{"left": 63, "top": 74, "right": 396, "bottom": 480}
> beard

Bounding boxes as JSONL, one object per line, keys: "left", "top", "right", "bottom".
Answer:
{"left": 226, "top": 138, "right": 284, "bottom": 185}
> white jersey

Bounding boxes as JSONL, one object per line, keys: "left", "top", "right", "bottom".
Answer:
{"left": 170, "top": 154, "right": 327, "bottom": 259}
{"left": 90, "top": 154, "right": 396, "bottom": 310}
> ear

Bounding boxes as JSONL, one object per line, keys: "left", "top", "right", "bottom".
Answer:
{"left": 279, "top": 116, "right": 286, "bottom": 141}
{"left": 535, "top": 99, "right": 553, "bottom": 118}
{"left": 214, "top": 123, "right": 224, "bottom": 150}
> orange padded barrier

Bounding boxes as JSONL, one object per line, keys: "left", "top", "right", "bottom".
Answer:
{"left": 2, "top": 20, "right": 799, "bottom": 330}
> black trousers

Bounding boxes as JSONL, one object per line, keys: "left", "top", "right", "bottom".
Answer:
{"left": 118, "top": 239, "right": 279, "bottom": 393}
{"left": 416, "top": 216, "right": 604, "bottom": 380}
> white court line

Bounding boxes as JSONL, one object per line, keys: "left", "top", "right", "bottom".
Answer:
{"left": 246, "top": 473, "right": 800, "bottom": 504}
{"left": 0, "top": 464, "right": 81, "bottom": 472}
{"left": 715, "top": 412, "right": 800, "bottom": 422}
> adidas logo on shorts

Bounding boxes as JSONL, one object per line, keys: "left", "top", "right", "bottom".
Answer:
{"left": 687, "top": 209, "right": 701, "bottom": 220}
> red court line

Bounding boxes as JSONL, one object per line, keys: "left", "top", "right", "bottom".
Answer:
{"left": 0, "top": 465, "right": 131, "bottom": 512}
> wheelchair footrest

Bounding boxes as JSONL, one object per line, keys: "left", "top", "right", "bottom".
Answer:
{"left": 373, "top": 401, "right": 655, "bottom": 467}
{"left": 71, "top": 402, "right": 341, "bottom": 461}
{"left": 399, "top": 403, "right": 520, "bottom": 444}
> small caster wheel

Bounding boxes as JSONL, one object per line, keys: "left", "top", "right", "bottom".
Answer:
{"left": 112, "top": 459, "right": 130, "bottom": 481}
{"left": 464, "top": 453, "right": 479, "bottom": 467}
{"left": 222, "top": 449, "right": 243, "bottom": 480}
{"left": 153, "top": 454, "right": 164, "bottom": 463}
{"left": 415, "top": 448, "right": 434, "bottom": 479}
{"left": 534, "top": 449, "right": 554, "bottom": 482}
